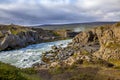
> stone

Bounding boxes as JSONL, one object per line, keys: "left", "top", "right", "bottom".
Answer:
{"left": 51, "top": 45, "right": 58, "bottom": 50}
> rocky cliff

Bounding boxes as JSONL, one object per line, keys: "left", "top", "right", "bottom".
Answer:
{"left": 93, "top": 23, "right": 120, "bottom": 66}
{"left": 0, "top": 24, "right": 78, "bottom": 51}
{"left": 37, "top": 22, "right": 120, "bottom": 69}
{"left": 72, "top": 22, "right": 120, "bottom": 66}
{"left": 0, "top": 25, "right": 52, "bottom": 50}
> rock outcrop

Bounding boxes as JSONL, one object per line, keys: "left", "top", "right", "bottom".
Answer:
{"left": 53, "top": 30, "right": 79, "bottom": 38}
{"left": 0, "top": 25, "right": 53, "bottom": 50}
{"left": 93, "top": 23, "right": 120, "bottom": 65}
{"left": 35, "top": 22, "right": 120, "bottom": 69}
{"left": 73, "top": 22, "right": 120, "bottom": 66}
{"left": 0, "top": 24, "right": 78, "bottom": 51}
{"left": 72, "top": 22, "right": 120, "bottom": 66}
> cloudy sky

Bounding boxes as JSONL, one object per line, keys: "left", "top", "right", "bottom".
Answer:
{"left": 0, "top": 0, "right": 120, "bottom": 25}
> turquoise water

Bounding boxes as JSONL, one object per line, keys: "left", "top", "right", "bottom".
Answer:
{"left": 0, "top": 39, "right": 72, "bottom": 68}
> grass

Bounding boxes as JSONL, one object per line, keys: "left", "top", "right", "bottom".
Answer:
{"left": 0, "top": 24, "right": 29, "bottom": 35}
{"left": 70, "top": 73, "right": 95, "bottom": 80}
{"left": 0, "top": 57, "right": 119, "bottom": 80}
{"left": 48, "top": 63, "right": 114, "bottom": 80}
{"left": 108, "top": 59, "right": 120, "bottom": 66}
{"left": 47, "top": 60, "right": 120, "bottom": 80}
{"left": 0, "top": 62, "right": 41, "bottom": 80}
{"left": 10, "top": 27, "right": 28, "bottom": 35}
{"left": 0, "top": 62, "right": 26, "bottom": 80}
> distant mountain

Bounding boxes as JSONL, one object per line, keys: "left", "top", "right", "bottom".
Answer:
{"left": 31, "top": 22, "right": 118, "bottom": 30}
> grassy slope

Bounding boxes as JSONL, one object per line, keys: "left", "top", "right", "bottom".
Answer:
{"left": 0, "top": 62, "right": 41, "bottom": 80}
{"left": 42, "top": 64, "right": 120, "bottom": 80}
{"left": 1, "top": 60, "right": 120, "bottom": 80}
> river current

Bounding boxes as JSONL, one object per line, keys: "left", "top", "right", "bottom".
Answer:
{"left": 0, "top": 39, "right": 72, "bottom": 68}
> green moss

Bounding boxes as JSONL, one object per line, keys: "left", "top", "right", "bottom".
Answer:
{"left": 81, "top": 49, "right": 90, "bottom": 55}
{"left": 105, "top": 42, "right": 120, "bottom": 49}
{"left": 53, "top": 32, "right": 60, "bottom": 36}
{"left": 73, "top": 53, "right": 78, "bottom": 58}
{"left": 108, "top": 59, "right": 120, "bottom": 66}
{"left": 73, "top": 49, "right": 90, "bottom": 57}
{"left": 108, "top": 59, "right": 120, "bottom": 70}
{"left": 10, "top": 29, "right": 28, "bottom": 35}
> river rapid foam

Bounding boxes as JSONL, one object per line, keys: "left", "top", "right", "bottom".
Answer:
{"left": 0, "top": 39, "right": 72, "bottom": 68}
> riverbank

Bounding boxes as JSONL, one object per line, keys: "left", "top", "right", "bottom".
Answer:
{"left": 0, "top": 39, "right": 72, "bottom": 68}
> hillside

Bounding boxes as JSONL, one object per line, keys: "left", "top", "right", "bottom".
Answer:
{"left": 0, "top": 61, "right": 41, "bottom": 80}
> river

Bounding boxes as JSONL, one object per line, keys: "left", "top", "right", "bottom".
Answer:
{"left": 0, "top": 39, "right": 72, "bottom": 68}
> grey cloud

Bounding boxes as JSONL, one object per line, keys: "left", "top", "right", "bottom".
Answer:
{"left": 0, "top": 0, "right": 119, "bottom": 25}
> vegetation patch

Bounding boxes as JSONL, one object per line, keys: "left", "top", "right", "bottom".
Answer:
{"left": 105, "top": 42, "right": 120, "bottom": 49}
{"left": 81, "top": 49, "right": 90, "bottom": 55}
{"left": 0, "top": 62, "right": 41, "bottom": 80}
{"left": 108, "top": 59, "right": 120, "bottom": 67}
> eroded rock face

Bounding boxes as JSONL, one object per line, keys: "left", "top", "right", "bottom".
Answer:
{"left": 0, "top": 30, "right": 40, "bottom": 50}
{"left": 73, "top": 30, "right": 98, "bottom": 45}
{"left": 93, "top": 23, "right": 120, "bottom": 64}
{"left": 72, "top": 23, "right": 120, "bottom": 62}
{"left": 0, "top": 24, "right": 79, "bottom": 51}
{"left": 0, "top": 25, "right": 60, "bottom": 50}
{"left": 0, "top": 24, "right": 78, "bottom": 51}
